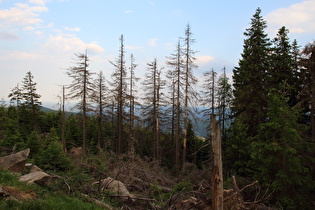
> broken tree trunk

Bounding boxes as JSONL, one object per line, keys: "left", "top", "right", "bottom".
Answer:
{"left": 0, "top": 148, "right": 30, "bottom": 173}
{"left": 211, "top": 114, "right": 223, "bottom": 210}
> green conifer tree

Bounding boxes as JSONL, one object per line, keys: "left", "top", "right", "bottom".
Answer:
{"left": 250, "top": 88, "right": 313, "bottom": 208}
{"left": 229, "top": 8, "right": 271, "bottom": 175}
{"left": 232, "top": 8, "right": 271, "bottom": 137}
{"left": 21, "top": 71, "right": 42, "bottom": 130}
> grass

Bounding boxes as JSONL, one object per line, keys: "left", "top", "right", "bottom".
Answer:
{"left": 0, "top": 169, "right": 107, "bottom": 210}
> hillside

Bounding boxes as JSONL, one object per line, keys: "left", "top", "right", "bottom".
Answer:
{"left": 0, "top": 148, "right": 267, "bottom": 210}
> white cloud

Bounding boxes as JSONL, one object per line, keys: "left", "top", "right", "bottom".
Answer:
{"left": 266, "top": 0, "right": 315, "bottom": 34}
{"left": 0, "top": 3, "right": 48, "bottom": 27}
{"left": 196, "top": 55, "right": 215, "bottom": 66}
{"left": 124, "top": 10, "right": 133, "bottom": 14}
{"left": 148, "top": 38, "right": 158, "bottom": 47}
{"left": 86, "top": 41, "right": 105, "bottom": 54}
{"left": 28, "top": 0, "right": 45, "bottom": 5}
{"left": 64, "top": 27, "right": 81, "bottom": 32}
{"left": 43, "top": 35, "right": 104, "bottom": 54}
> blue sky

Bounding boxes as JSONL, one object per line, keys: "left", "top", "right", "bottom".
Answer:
{"left": 1, "top": 0, "right": 315, "bottom": 108}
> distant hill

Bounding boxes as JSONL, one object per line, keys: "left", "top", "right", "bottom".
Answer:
{"left": 40, "top": 106, "right": 58, "bottom": 113}
{"left": 40, "top": 106, "right": 75, "bottom": 115}
{"left": 39, "top": 106, "right": 230, "bottom": 138}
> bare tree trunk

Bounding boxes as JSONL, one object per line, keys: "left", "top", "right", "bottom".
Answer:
{"left": 175, "top": 62, "right": 181, "bottom": 173}
{"left": 82, "top": 53, "right": 88, "bottom": 154}
{"left": 182, "top": 33, "right": 190, "bottom": 169}
{"left": 156, "top": 70, "right": 162, "bottom": 162}
{"left": 117, "top": 35, "right": 125, "bottom": 154}
{"left": 152, "top": 61, "right": 157, "bottom": 161}
{"left": 97, "top": 110, "right": 102, "bottom": 154}
{"left": 171, "top": 78, "right": 176, "bottom": 145}
{"left": 111, "top": 99, "right": 115, "bottom": 150}
{"left": 61, "top": 86, "right": 66, "bottom": 152}
{"left": 97, "top": 73, "right": 103, "bottom": 155}
{"left": 182, "top": 65, "right": 188, "bottom": 169}
{"left": 211, "top": 70, "right": 215, "bottom": 115}
{"left": 129, "top": 54, "right": 136, "bottom": 161}
{"left": 211, "top": 114, "right": 223, "bottom": 210}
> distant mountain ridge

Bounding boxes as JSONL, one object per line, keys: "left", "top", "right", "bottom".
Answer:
{"left": 39, "top": 105, "right": 230, "bottom": 138}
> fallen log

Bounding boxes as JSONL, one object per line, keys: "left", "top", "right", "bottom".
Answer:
{"left": 0, "top": 148, "right": 30, "bottom": 172}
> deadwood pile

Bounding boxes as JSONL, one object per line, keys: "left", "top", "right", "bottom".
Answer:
{"left": 0, "top": 149, "right": 275, "bottom": 210}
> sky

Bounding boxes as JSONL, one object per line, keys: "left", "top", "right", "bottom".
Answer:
{"left": 1, "top": 0, "right": 315, "bottom": 109}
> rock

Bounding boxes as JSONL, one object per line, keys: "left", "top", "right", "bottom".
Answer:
{"left": 19, "top": 170, "right": 53, "bottom": 185}
{"left": 0, "top": 148, "right": 30, "bottom": 172}
{"left": 97, "top": 177, "right": 134, "bottom": 201}
{"left": 29, "top": 165, "right": 43, "bottom": 173}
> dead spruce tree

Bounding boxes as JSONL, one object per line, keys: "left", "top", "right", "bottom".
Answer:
{"left": 127, "top": 54, "right": 139, "bottom": 160}
{"left": 216, "top": 67, "right": 232, "bottom": 137}
{"left": 92, "top": 71, "right": 108, "bottom": 154}
{"left": 66, "top": 51, "right": 95, "bottom": 154}
{"left": 166, "top": 39, "right": 184, "bottom": 171}
{"left": 142, "top": 58, "right": 164, "bottom": 162}
{"left": 200, "top": 69, "right": 217, "bottom": 132}
{"left": 109, "top": 35, "right": 127, "bottom": 154}
{"left": 182, "top": 24, "right": 198, "bottom": 168}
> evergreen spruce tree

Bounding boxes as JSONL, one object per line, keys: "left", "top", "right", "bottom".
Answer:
{"left": 300, "top": 42, "right": 315, "bottom": 141}
{"left": 270, "top": 26, "right": 298, "bottom": 107}
{"left": 230, "top": 8, "right": 271, "bottom": 175}
{"left": 8, "top": 83, "right": 23, "bottom": 130}
{"left": 251, "top": 88, "right": 313, "bottom": 208}
{"left": 232, "top": 7, "right": 271, "bottom": 137}
{"left": 8, "top": 83, "right": 23, "bottom": 108}
{"left": 21, "top": 71, "right": 42, "bottom": 131}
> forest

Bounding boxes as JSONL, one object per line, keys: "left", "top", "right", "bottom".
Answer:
{"left": 0, "top": 8, "right": 314, "bottom": 209}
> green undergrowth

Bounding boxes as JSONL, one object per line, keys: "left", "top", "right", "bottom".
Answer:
{"left": 151, "top": 180, "right": 193, "bottom": 207}
{"left": 0, "top": 169, "right": 107, "bottom": 210}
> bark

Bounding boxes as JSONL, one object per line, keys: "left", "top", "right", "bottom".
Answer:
{"left": 129, "top": 54, "right": 137, "bottom": 160}
{"left": 175, "top": 64, "right": 181, "bottom": 172}
{"left": 211, "top": 70, "right": 215, "bottom": 115}
{"left": 82, "top": 53, "right": 88, "bottom": 154}
{"left": 117, "top": 35, "right": 125, "bottom": 154}
{"left": 182, "top": 32, "right": 190, "bottom": 168}
{"left": 61, "top": 86, "right": 66, "bottom": 152}
{"left": 211, "top": 114, "right": 223, "bottom": 210}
